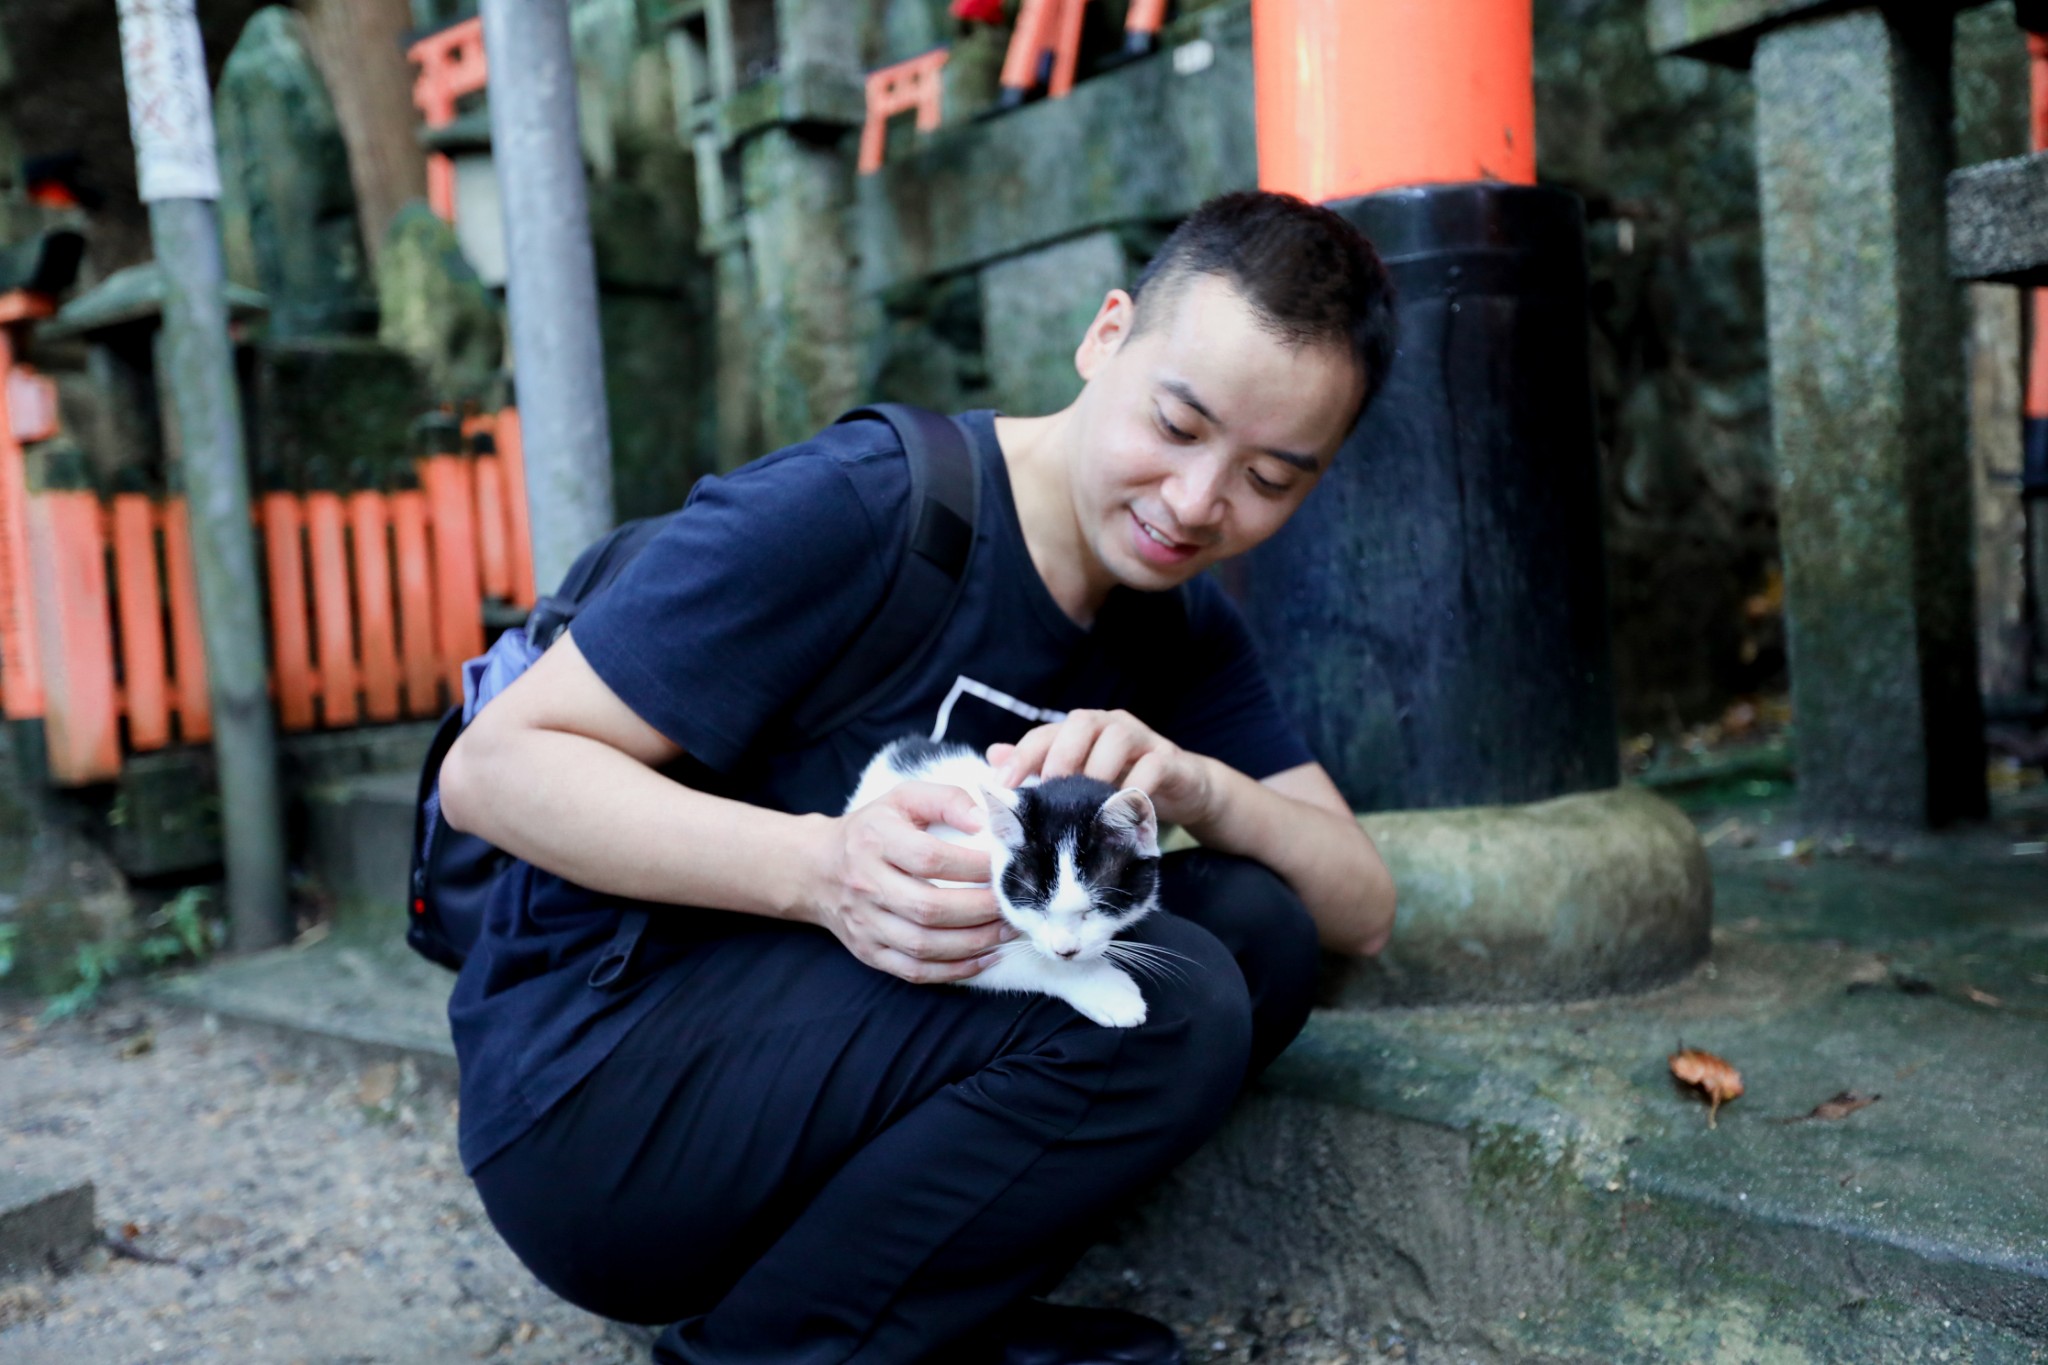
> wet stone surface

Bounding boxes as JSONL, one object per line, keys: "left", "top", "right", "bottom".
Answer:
{"left": 0, "top": 997, "right": 638, "bottom": 1364}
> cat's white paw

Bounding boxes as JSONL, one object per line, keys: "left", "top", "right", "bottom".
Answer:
{"left": 1068, "top": 973, "right": 1148, "bottom": 1028}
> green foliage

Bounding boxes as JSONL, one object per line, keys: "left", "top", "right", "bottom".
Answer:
{"left": 38, "top": 886, "right": 222, "bottom": 1022}
{"left": 0, "top": 921, "right": 16, "bottom": 980}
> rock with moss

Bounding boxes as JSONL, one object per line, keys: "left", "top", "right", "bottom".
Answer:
{"left": 376, "top": 203, "right": 504, "bottom": 406}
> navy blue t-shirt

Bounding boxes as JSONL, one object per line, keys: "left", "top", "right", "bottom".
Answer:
{"left": 448, "top": 411, "right": 1312, "bottom": 1172}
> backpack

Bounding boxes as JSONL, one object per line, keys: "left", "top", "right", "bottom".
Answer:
{"left": 404, "top": 404, "right": 981, "bottom": 975}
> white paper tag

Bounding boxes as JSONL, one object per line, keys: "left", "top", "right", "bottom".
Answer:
{"left": 116, "top": 0, "right": 222, "bottom": 203}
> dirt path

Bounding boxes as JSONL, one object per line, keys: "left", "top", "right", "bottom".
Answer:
{"left": 0, "top": 988, "right": 642, "bottom": 1364}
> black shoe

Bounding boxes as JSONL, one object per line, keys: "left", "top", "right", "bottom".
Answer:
{"left": 985, "top": 1299, "right": 1186, "bottom": 1365}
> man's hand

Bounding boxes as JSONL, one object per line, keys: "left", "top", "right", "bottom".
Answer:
{"left": 802, "top": 782, "right": 1015, "bottom": 984}
{"left": 990, "top": 709, "right": 1217, "bottom": 830}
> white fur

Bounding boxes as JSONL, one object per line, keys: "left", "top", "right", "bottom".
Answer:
{"left": 844, "top": 743, "right": 1159, "bottom": 1027}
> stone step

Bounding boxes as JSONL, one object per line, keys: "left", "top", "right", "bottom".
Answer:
{"left": 1950, "top": 150, "right": 2048, "bottom": 285}
{"left": 0, "top": 1172, "right": 95, "bottom": 1283}
{"left": 148, "top": 817, "right": 2048, "bottom": 1362}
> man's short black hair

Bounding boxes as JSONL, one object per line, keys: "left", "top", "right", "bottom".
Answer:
{"left": 1129, "top": 190, "right": 1399, "bottom": 421}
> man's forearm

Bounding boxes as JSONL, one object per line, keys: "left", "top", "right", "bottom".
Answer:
{"left": 440, "top": 725, "right": 826, "bottom": 922}
{"left": 1183, "top": 759, "right": 1394, "bottom": 956}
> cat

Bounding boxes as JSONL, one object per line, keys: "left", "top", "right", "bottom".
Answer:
{"left": 844, "top": 736, "right": 1169, "bottom": 1027}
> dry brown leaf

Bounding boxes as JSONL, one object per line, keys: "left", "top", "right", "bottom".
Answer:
{"left": 1776, "top": 1090, "right": 1880, "bottom": 1124}
{"left": 1966, "top": 987, "right": 2003, "bottom": 1008}
{"left": 1669, "top": 1046, "right": 1744, "bottom": 1128}
{"left": 357, "top": 1063, "right": 398, "bottom": 1110}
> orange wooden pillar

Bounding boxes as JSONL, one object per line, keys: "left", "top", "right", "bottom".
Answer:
{"left": 391, "top": 488, "right": 443, "bottom": 716}
{"left": 2026, "top": 35, "right": 2048, "bottom": 483}
{"left": 1252, "top": 0, "right": 1535, "bottom": 201}
{"left": 163, "top": 499, "right": 212, "bottom": 742}
{"left": 349, "top": 491, "right": 403, "bottom": 723}
{"left": 491, "top": 408, "right": 537, "bottom": 608}
{"left": 418, "top": 454, "right": 484, "bottom": 696}
{"left": 304, "top": 491, "right": 360, "bottom": 728}
{"left": 0, "top": 307, "right": 53, "bottom": 721}
{"left": 109, "top": 493, "right": 171, "bottom": 752}
{"left": 25, "top": 491, "right": 120, "bottom": 783}
{"left": 259, "top": 493, "right": 318, "bottom": 732}
{"left": 1000, "top": 0, "right": 1090, "bottom": 102}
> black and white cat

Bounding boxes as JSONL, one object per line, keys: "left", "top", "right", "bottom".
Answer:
{"left": 845, "top": 737, "right": 1167, "bottom": 1027}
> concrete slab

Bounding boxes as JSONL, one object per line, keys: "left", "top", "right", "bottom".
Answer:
{"left": 151, "top": 911, "right": 455, "bottom": 1082}
{"left": 302, "top": 772, "right": 417, "bottom": 911}
{"left": 0, "top": 1171, "right": 94, "bottom": 1281}
{"left": 1066, "top": 813, "right": 2048, "bottom": 1360}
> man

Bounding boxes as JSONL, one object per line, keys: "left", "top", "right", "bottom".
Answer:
{"left": 439, "top": 190, "right": 1399, "bottom": 1364}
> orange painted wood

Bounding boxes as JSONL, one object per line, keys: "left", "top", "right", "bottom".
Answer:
{"left": 492, "top": 408, "right": 537, "bottom": 607}
{"left": 2030, "top": 37, "right": 2048, "bottom": 421}
{"left": 0, "top": 291, "right": 55, "bottom": 327}
{"left": 110, "top": 493, "right": 170, "bottom": 752}
{"left": 260, "top": 493, "right": 318, "bottom": 732}
{"left": 409, "top": 15, "right": 486, "bottom": 225}
{"left": 25, "top": 492, "right": 120, "bottom": 784}
{"left": 418, "top": 455, "right": 485, "bottom": 694}
{"left": 1001, "top": 0, "right": 1057, "bottom": 89}
{"left": 349, "top": 492, "right": 402, "bottom": 723}
{"left": 391, "top": 488, "right": 442, "bottom": 716}
{"left": 860, "top": 49, "right": 949, "bottom": 174}
{"left": 1047, "top": 0, "right": 1088, "bottom": 97}
{"left": 427, "top": 153, "right": 458, "bottom": 222}
{"left": 1000, "top": 0, "right": 1087, "bottom": 100}
{"left": 0, "top": 331, "right": 45, "bottom": 720}
{"left": 163, "top": 500, "right": 211, "bottom": 743}
{"left": 1126, "top": 0, "right": 1168, "bottom": 35}
{"left": 473, "top": 455, "right": 513, "bottom": 600}
{"left": 1253, "top": 0, "right": 1535, "bottom": 201}
{"left": 305, "top": 491, "right": 360, "bottom": 728}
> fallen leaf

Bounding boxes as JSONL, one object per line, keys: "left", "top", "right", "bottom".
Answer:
{"left": 117, "top": 1031, "right": 154, "bottom": 1060}
{"left": 1775, "top": 1091, "right": 1880, "bottom": 1124}
{"left": 357, "top": 1063, "right": 398, "bottom": 1110}
{"left": 1669, "top": 1046, "right": 1744, "bottom": 1128}
{"left": 1966, "top": 987, "right": 2003, "bottom": 1008}
{"left": 513, "top": 1321, "right": 538, "bottom": 1345}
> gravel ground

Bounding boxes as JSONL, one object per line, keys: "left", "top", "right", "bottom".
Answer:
{"left": 0, "top": 987, "right": 644, "bottom": 1365}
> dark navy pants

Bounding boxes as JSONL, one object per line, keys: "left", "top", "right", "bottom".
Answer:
{"left": 470, "top": 850, "right": 1319, "bottom": 1365}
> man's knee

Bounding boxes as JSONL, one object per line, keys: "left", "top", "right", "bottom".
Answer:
{"left": 1110, "top": 915, "right": 1254, "bottom": 1138}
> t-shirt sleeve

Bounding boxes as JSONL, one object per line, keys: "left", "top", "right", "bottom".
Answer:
{"left": 569, "top": 446, "right": 899, "bottom": 772}
{"left": 1154, "top": 578, "right": 1316, "bottom": 782}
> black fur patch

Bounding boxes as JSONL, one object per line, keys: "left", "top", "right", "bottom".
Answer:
{"left": 998, "top": 775, "right": 1160, "bottom": 916}
{"left": 883, "top": 736, "right": 974, "bottom": 775}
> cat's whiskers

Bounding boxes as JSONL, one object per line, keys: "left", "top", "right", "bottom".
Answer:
{"left": 1101, "top": 939, "right": 1195, "bottom": 984}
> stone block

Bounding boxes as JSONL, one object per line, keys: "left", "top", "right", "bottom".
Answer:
{"left": 248, "top": 339, "right": 428, "bottom": 492}
{"left": 0, "top": 1172, "right": 94, "bottom": 1281}
{"left": 301, "top": 773, "right": 415, "bottom": 911}
{"left": 214, "top": 7, "right": 374, "bottom": 339}
{"left": 1329, "top": 786, "right": 1712, "bottom": 1006}
{"left": 715, "top": 61, "right": 866, "bottom": 147}
{"left": 979, "top": 230, "right": 1134, "bottom": 418}
{"left": 1753, "top": 10, "right": 1984, "bottom": 826}
{"left": 1649, "top": 0, "right": 1976, "bottom": 67}
{"left": 111, "top": 749, "right": 220, "bottom": 880}
{"left": 853, "top": 4, "right": 1255, "bottom": 294}
{"left": 1949, "top": 150, "right": 2048, "bottom": 285}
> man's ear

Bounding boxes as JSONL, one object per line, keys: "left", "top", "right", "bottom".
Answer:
{"left": 1099, "top": 787, "right": 1159, "bottom": 858}
{"left": 1074, "top": 288, "right": 1136, "bottom": 382}
{"left": 979, "top": 785, "right": 1027, "bottom": 850}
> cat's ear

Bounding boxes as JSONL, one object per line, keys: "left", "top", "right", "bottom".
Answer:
{"left": 979, "top": 785, "right": 1026, "bottom": 850}
{"left": 1099, "top": 788, "right": 1159, "bottom": 858}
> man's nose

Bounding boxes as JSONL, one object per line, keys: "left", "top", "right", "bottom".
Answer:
{"left": 1163, "top": 460, "right": 1227, "bottom": 528}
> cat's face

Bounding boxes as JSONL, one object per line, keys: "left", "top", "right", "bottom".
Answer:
{"left": 982, "top": 776, "right": 1161, "bottom": 962}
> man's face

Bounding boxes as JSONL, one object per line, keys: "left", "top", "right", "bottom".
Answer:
{"left": 1066, "top": 274, "right": 1364, "bottom": 596}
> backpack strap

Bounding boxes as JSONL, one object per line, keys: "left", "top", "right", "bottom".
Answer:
{"left": 786, "top": 404, "right": 980, "bottom": 743}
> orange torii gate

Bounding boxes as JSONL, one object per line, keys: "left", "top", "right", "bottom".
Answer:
{"left": 408, "top": 15, "right": 489, "bottom": 223}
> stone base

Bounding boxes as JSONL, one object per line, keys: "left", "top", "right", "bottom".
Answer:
{"left": 0, "top": 1172, "right": 94, "bottom": 1281}
{"left": 1334, "top": 786, "right": 1712, "bottom": 1006}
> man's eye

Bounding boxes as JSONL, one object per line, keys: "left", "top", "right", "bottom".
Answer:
{"left": 1155, "top": 410, "right": 1195, "bottom": 442}
{"left": 1249, "top": 468, "right": 1293, "bottom": 494}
